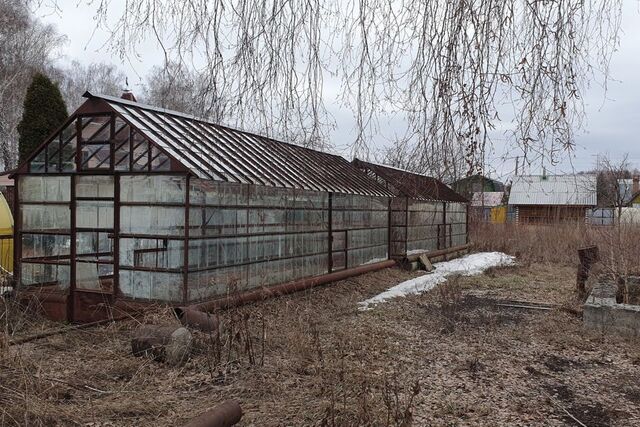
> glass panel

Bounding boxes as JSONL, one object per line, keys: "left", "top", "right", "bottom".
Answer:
{"left": 46, "top": 137, "right": 61, "bottom": 172}
{"left": 21, "top": 263, "right": 70, "bottom": 288}
{"left": 76, "top": 262, "right": 114, "bottom": 291}
{"left": 76, "top": 231, "right": 113, "bottom": 260}
{"left": 19, "top": 176, "right": 70, "bottom": 202}
{"left": 189, "top": 180, "right": 248, "bottom": 206}
{"left": 58, "top": 119, "right": 78, "bottom": 172}
{"left": 119, "top": 270, "right": 182, "bottom": 301}
{"left": 119, "top": 238, "right": 184, "bottom": 269}
{"left": 120, "top": 206, "right": 185, "bottom": 236}
{"left": 80, "top": 143, "right": 111, "bottom": 170}
{"left": 21, "top": 205, "right": 70, "bottom": 232}
{"left": 81, "top": 116, "right": 111, "bottom": 142}
{"left": 61, "top": 140, "right": 77, "bottom": 172}
{"left": 120, "top": 175, "right": 186, "bottom": 204}
{"left": 21, "top": 234, "right": 71, "bottom": 260}
{"left": 29, "top": 150, "right": 46, "bottom": 173}
{"left": 113, "top": 120, "right": 130, "bottom": 171}
{"left": 76, "top": 176, "right": 114, "bottom": 198}
{"left": 131, "top": 132, "right": 149, "bottom": 170}
{"left": 76, "top": 201, "right": 114, "bottom": 228}
{"left": 150, "top": 146, "right": 171, "bottom": 171}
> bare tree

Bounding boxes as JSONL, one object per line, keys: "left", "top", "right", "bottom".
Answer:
{"left": 0, "top": 0, "right": 64, "bottom": 169}
{"left": 78, "top": 0, "right": 622, "bottom": 170}
{"left": 49, "top": 60, "right": 128, "bottom": 111}
{"left": 595, "top": 153, "right": 639, "bottom": 218}
{"left": 142, "top": 61, "right": 228, "bottom": 123}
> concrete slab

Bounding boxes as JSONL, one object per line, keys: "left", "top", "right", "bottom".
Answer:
{"left": 584, "top": 278, "right": 640, "bottom": 337}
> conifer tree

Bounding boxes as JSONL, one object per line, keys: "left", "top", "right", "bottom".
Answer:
{"left": 17, "top": 73, "right": 68, "bottom": 163}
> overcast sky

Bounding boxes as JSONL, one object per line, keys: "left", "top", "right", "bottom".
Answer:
{"left": 37, "top": 1, "right": 640, "bottom": 181}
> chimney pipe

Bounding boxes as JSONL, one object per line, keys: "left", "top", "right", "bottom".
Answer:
{"left": 121, "top": 89, "right": 136, "bottom": 102}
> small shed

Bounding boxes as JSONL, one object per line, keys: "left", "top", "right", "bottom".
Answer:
{"left": 508, "top": 174, "right": 597, "bottom": 224}
{"left": 470, "top": 191, "right": 505, "bottom": 223}
{"left": 452, "top": 174, "right": 505, "bottom": 200}
{"left": 352, "top": 159, "right": 468, "bottom": 259}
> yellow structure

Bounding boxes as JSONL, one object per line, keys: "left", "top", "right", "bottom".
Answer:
{"left": 490, "top": 206, "right": 507, "bottom": 224}
{"left": 0, "top": 192, "right": 13, "bottom": 273}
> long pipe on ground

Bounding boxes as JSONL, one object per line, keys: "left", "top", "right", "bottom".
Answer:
{"left": 175, "top": 259, "right": 397, "bottom": 325}
{"left": 183, "top": 400, "right": 243, "bottom": 427}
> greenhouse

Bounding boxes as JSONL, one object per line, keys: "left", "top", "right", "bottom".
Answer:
{"left": 12, "top": 92, "right": 467, "bottom": 323}
{"left": 352, "top": 160, "right": 469, "bottom": 259}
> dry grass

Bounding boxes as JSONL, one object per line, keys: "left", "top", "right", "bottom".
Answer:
{"left": 2, "top": 258, "right": 640, "bottom": 426}
{"left": 472, "top": 222, "right": 640, "bottom": 304}
{"left": 472, "top": 222, "right": 640, "bottom": 269}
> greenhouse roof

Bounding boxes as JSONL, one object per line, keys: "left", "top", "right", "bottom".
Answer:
{"left": 81, "top": 92, "right": 394, "bottom": 197}
{"left": 352, "top": 159, "right": 468, "bottom": 202}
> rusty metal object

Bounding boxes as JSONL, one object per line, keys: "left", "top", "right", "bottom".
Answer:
{"left": 177, "top": 307, "right": 219, "bottom": 333}
{"left": 131, "top": 325, "right": 192, "bottom": 366}
{"left": 177, "top": 259, "right": 397, "bottom": 316}
{"left": 400, "top": 243, "right": 471, "bottom": 269}
{"left": 577, "top": 245, "right": 599, "bottom": 297}
{"left": 183, "top": 400, "right": 243, "bottom": 427}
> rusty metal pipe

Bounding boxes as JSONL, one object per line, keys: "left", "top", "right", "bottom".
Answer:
{"left": 176, "top": 259, "right": 397, "bottom": 321}
{"left": 175, "top": 307, "right": 219, "bottom": 332}
{"left": 183, "top": 400, "right": 243, "bottom": 427}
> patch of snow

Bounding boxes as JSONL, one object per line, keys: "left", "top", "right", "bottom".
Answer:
{"left": 406, "top": 249, "right": 431, "bottom": 256}
{"left": 362, "top": 257, "right": 389, "bottom": 265}
{"left": 358, "top": 252, "right": 515, "bottom": 310}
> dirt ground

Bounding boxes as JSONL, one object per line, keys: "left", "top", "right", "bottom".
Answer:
{"left": 2, "top": 258, "right": 640, "bottom": 426}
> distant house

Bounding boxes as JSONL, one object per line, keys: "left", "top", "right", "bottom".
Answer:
{"left": 452, "top": 174, "right": 504, "bottom": 200}
{"left": 618, "top": 176, "right": 640, "bottom": 207}
{"left": 470, "top": 191, "right": 505, "bottom": 223}
{"left": 508, "top": 174, "right": 597, "bottom": 224}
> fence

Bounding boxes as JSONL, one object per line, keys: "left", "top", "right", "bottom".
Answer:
{"left": 587, "top": 207, "right": 640, "bottom": 226}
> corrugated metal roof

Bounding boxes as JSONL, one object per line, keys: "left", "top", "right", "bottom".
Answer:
{"left": 470, "top": 192, "right": 504, "bottom": 207}
{"left": 352, "top": 159, "right": 468, "bottom": 202}
{"left": 508, "top": 174, "right": 597, "bottom": 206}
{"left": 84, "top": 92, "right": 393, "bottom": 197}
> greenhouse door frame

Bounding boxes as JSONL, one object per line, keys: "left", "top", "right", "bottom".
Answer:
{"left": 69, "top": 173, "right": 119, "bottom": 323}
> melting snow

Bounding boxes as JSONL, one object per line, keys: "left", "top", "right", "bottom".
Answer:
{"left": 358, "top": 252, "right": 515, "bottom": 310}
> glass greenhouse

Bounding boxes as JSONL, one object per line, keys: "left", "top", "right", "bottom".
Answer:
{"left": 352, "top": 160, "right": 469, "bottom": 259}
{"left": 12, "top": 92, "right": 467, "bottom": 322}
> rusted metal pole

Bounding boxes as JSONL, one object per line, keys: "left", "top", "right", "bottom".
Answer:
{"left": 176, "top": 259, "right": 396, "bottom": 317}
{"left": 576, "top": 245, "right": 598, "bottom": 298}
{"left": 183, "top": 400, "right": 243, "bottom": 427}
{"left": 176, "top": 307, "right": 219, "bottom": 332}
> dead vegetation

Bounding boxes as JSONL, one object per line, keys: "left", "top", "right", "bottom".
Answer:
{"left": 473, "top": 222, "right": 640, "bottom": 303}
{"left": 1, "top": 248, "right": 640, "bottom": 425}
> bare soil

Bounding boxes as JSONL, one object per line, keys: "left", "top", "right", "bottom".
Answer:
{"left": 2, "top": 260, "right": 640, "bottom": 426}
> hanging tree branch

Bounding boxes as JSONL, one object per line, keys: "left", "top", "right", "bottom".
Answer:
{"left": 80, "top": 0, "right": 622, "bottom": 177}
